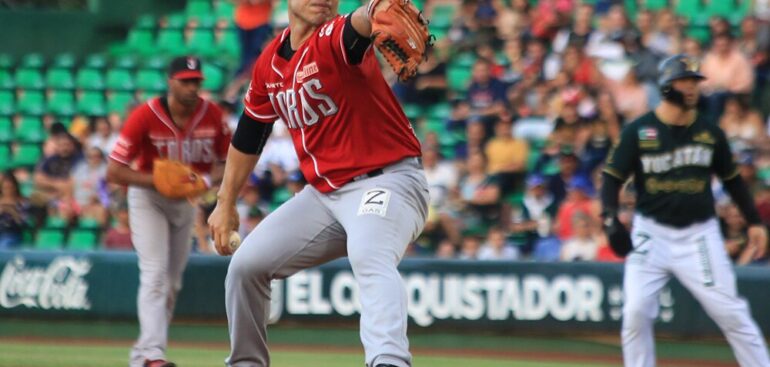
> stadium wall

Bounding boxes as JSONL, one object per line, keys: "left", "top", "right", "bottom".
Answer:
{"left": 1, "top": 250, "right": 768, "bottom": 337}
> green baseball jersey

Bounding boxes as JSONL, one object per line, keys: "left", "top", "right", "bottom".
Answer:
{"left": 603, "top": 111, "right": 738, "bottom": 228}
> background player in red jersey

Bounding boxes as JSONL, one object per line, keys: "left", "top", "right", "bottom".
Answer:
{"left": 206, "top": 0, "right": 430, "bottom": 366}
{"left": 106, "top": 56, "right": 232, "bottom": 367}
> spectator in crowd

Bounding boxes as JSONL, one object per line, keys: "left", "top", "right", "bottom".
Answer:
{"left": 560, "top": 212, "right": 601, "bottom": 261}
{"left": 87, "top": 116, "right": 119, "bottom": 154}
{"left": 0, "top": 172, "right": 28, "bottom": 249}
{"left": 719, "top": 94, "right": 765, "bottom": 148}
{"left": 478, "top": 226, "right": 520, "bottom": 260}
{"left": 737, "top": 16, "right": 770, "bottom": 67}
{"left": 71, "top": 147, "right": 108, "bottom": 214}
{"left": 422, "top": 147, "right": 461, "bottom": 245}
{"left": 700, "top": 33, "right": 755, "bottom": 117}
{"left": 552, "top": 3, "right": 597, "bottom": 55}
{"left": 646, "top": 9, "right": 682, "bottom": 56}
{"left": 542, "top": 145, "right": 583, "bottom": 206}
{"left": 435, "top": 239, "right": 457, "bottom": 259}
{"left": 31, "top": 124, "right": 82, "bottom": 224}
{"left": 607, "top": 63, "right": 660, "bottom": 121}
{"left": 457, "top": 151, "right": 501, "bottom": 232}
{"left": 233, "top": 0, "right": 272, "bottom": 76}
{"left": 484, "top": 117, "right": 529, "bottom": 195}
{"left": 394, "top": 47, "right": 449, "bottom": 107}
{"left": 103, "top": 200, "right": 132, "bottom": 251}
{"left": 510, "top": 174, "right": 557, "bottom": 254}
{"left": 708, "top": 16, "right": 731, "bottom": 39}
{"left": 554, "top": 175, "right": 600, "bottom": 241}
{"left": 466, "top": 58, "right": 508, "bottom": 125}
{"left": 458, "top": 235, "right": 481, "bottom": 260}
{"left": 682, "top": 36, "right": 704, "bottom": 60}
{"left": 613, "top": 27, "right": 661, "bottom": 85}
{"left": 720, "top": 203, "right": 756, "bottom": 265}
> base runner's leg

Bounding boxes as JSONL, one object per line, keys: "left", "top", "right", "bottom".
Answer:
{"left": 671, "top": 221, "right": 770, "bottom": 367}
{"left": 226, "top": 186, "right": 348, "bottom": 367}
{"left": 623, "top": 218, "right": 671, "bottom": 367}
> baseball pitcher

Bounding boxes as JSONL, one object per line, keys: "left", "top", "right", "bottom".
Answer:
{"left": 601, "top": 54, "right": 770, "bottom": 367}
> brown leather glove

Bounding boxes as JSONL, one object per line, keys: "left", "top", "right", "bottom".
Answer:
{"left": 152, "top": 159, "right": 208, "bottom": 199}
{"left": 368, "top": 0, "right": 433, "bottom": 82}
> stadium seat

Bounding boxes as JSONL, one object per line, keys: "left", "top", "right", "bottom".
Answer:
{"left": 187, "top": 29, "right": 217, "bottom": 57}
{"left": 338, "top": 0, "right": 359, "bottom": 14}
{"left": 157, "top": 29, "right": 187, "bottom": 56}
{"left": 105, "top": 69, "right": 135, "bottom": 91}
{"left": 402, "top": 104, "right": 423, "bottom": 121}
{"left": 446, "top": 66, "right": 472, "bottom": 92}
{"left": 216, "top": 30, "right": 241, "bottom": 59}
{"left": 15, "top": 115, "right": 46, "bottom": 143}
{"left": 430, "top": 5, "right": 455, "bottom": 29}
{"left": 641, "top": 0, "right": 667, "bottom": 10}
{"left": 186, "top": 0, "right": 212, "bottom": 18}
{"left": 35, "top": 229, "right": 65, "bottom": 250}
{"left": 119, "top": 29, "right": 156, "bottom": 56}
{"left": 17, "top": 91, "right": 46, "bottom": 116}
{"left": 76, "top": 68, "right": 105, "bottom": 90}
{"left": 47, "top": 90, "right": 76, "bottom": 117}
{"left": 0, "top": 145, "right": 11, "bottom": 171}
{"left": 195, "top": 14, "right": 217, "bottom": 29}
{"left": 0, "top": 54, "right": 13, "bottom": 69}
{"left": 0, "top": 117, "right": 13, "bottom": 143}
{"left": 11, "top": 143, "right": 42, "bottom": 168}
{"left": 202, "top": 63, "right": 225, "bottom": 91}
{"left": 77, "top": 217, "right": 102, "bottom": 230}
{"left": 425, "top": 103, "right": 452, "bottom": 121}
{"left": 20, "top": 53, "right": 45, "bottom": 69}
{"left": 46, "top": 68, "right": 75, "bottom": 89}
{"left": 0, "top": 69, "right": 15, "bottom": 90}
{"left": 19, "top": 179, "right": 33, "bottom": 198}
{"left": 77, "top": 91, "right": 107, "bottom": 116}
{"left": 113, "top": 55, "right": 139, "bottom": 69}
{"left": 142, "top": 55, "right": 169, "bottom": 70}
{"left": 52, "top": 53, "right": 77, "bottom": 69}
{"left": 0, "top": 90, "right": 15, "bottom": 115}
{"left": 134, "top": 14, "right": 156, "bottom": 30}
{"left": 216, "top": 0, "right": 236, "bottom": 19}
{"left": 107, "top": 91, "right": 135, "bottom": 115}
{"left": 15, "top": 68, "right": 45, "bottom": 90}
{"left": 135, "top": 69, "right": 167, "bottom": 92}
{"left": 45, "top": 215, "right": 69, "bottom": 229}
{"left": 83, "top": 54, "right": 109, "bottom": 69}
{"left": 163, "top": 13, "right": 187, "bottom": 30}
{"left": 67, "top": 229, "right": 98, "bottom": 251}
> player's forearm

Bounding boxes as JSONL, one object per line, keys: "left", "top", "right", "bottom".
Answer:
{"left": 350, "top": 5, "right": 373, "bottom": 37}
{"left": 105, "top": 161, "right": 154, "bottom": 188}
{"left": 722, "top": 176, "right": 762, "bottom": 225}
{"left": 217, "top": 145, "right": 259, "bottom": 206}
{"left": 600, "top": 172, "right": 623, "bottom": 217}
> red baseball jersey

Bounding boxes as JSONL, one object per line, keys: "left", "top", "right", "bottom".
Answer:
{"left": 243, "top": 15, "right": 422, "bottom": 193}
{"left": 109, "top": 97, "right": 231, "bottom": 174}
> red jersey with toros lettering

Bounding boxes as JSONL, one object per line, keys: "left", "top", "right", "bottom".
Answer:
{"left": 109, "top": 97, "right": 231, "bottom": 173}
{"left": 243, "top": 15, "right": 422, "bottom": 193}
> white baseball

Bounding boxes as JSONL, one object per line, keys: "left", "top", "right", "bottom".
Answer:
{"left": 228, "top": 231, "right": 242, "bottom": 252}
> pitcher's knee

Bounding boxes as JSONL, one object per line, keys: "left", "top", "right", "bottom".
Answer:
{"left": 347, "top": 244, "right": 398, "bottom": 276}
{"left": 623, "top": 302, "right": 656, "bottom": 332}
{"left": 227, "top": 252, "right": 272, "bottom": 285}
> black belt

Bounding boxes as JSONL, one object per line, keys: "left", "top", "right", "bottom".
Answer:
{"left": 351, "top": 157, "right": 422, "bottom": 182}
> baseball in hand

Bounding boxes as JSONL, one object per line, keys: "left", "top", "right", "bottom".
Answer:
{"left": 214, "top": 231, "right": 242, "bottom": 255}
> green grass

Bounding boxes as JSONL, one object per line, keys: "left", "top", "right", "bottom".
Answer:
{"left": 0, "top": 341, "right": 615, "bottom": 367}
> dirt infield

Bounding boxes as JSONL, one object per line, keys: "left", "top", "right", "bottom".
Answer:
{"left": 0, "top": 335, "right": 736, "bottom": 367}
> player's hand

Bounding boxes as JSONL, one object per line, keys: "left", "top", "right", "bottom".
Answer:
{"left": 207, "top": 202, "right": 240, "bottom": 256}
{"left": 747, "top": 224, "right": 768, "bottom": 260}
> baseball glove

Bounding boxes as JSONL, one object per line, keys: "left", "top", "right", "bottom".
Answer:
{"left": 603, "top": 215, "right": 633, "bottom": 257}
{"left": 368, "top": 0, "right": 433, "bottom": 82}
{"left": 152, "top": 159, "right": 208, "bottom": 199}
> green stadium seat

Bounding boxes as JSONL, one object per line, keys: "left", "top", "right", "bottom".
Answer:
{"left": 164, "top": 13, "right": 187, "bottom": 30}
{"left": 113, "top": 55, "right": 139, "bottom": 69}
{"left": 83, "top": 54, "right": 108, "bottom": 69}
{"left": 453, "top": 52, "right": 477, "bottom": 68}
{"left": 0, "top": 117, "right": 13, "bottom": 143}
{"left": 35, "top": 229, "right": 65, "bottom": 250}
{"left": 195, "top": 13, "right": 217, "bottom": 29}
{"left": 76, "top": 68, "right": 105, "bottom": 90}
{"left": 202, "top": 63, "right": 225, "bottom": 91}
{"left": 216, "top": 1, "right": 236, "bottom": 18}
{"left": 105, "top": 69, "right": 135, "bottom": 91}
{"left": 0, "top": 90, "right": 15, "bottom": 115}
{"left": 0, "top": 54, "right": 13, "bottom": 69}
{"left": 19, "top": 180, "right": 34, "bottom": 198}
{"left": 187, "top": 29, "right": 217, "bottom": 57}
{"left": 157, "top": 29, "right": 187, "bottom": 56}
{"left": 20, "top": 53, "right": 45, "bottom": 69}
{"left": 47, "top": 90, "right": 76, "bottom": 116}
{"left": 687, "top": 25, "right": 710, "bottom": 44}
{"left": 339, "top": 0, "right": 360, "bottom": 14}
{"left": 46, "top": 68, "right": 75, "bottom": 89}
{"left": 0, "top": 69, "right": 15, "bottom": 90}
{"left": 430, "top": 5, "right": 455, "bottom": 29}
{"left": 67, "top": 229, "right": 98, "bottom": 251}
{"left": 15, "top": 115, "right": 46, "bottom": 143}
{"left": 77, "top": 91, "right": 106, "bottom": 116}
{"left": 119, "top": 29, "right": 156, "bottom": 56}
{"left": 107, "top": 91, "right": 135, "bottom": 115}
{"left": 216, "top": 30, "right": 241, "bottom": 59}
{"left": 136, "top": 69, "right": 167, "bottom": 92}
{"left": 77, "top": 217, "right": 102, "bottom": 230}
{"left": 447, "top": 66, "right": 472, "bottom": 92}
{"left": 425, "top": 103, "right": 451, "bottom": 120}
{"left": 186, "top": 0, "right": 212, "bottom": 18}
{"left": 45, "top": 215, "right": 69, "bottom": 229}
{"left": 0, "top": 145, "right": 11, "bottom": 171}
{"left": 134, "top": 14, "right": 156, "bottom": 30}
{"left": 11, "top": 143, "right": 42, "bottom": 168}
{"left": 402, "top": 104, "right": 423, "bottom": 121}
{"left": 52, "top": 53, "right": 77, "bottom": 69}
{"left": 15, "top": 68, "right": 45, "bottom": 90}
{"left": 17, "top": 91, "right": 45, "bottom": 116}
{"left": 142, "top": 55, "right": 169, "bottom": 70}
{"left": 642, "top": 0, "right": 667, "bottom": 10}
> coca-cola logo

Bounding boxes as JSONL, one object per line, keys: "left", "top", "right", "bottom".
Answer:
{"left": 0, "top": 256, "right": 91, "bottom": 310}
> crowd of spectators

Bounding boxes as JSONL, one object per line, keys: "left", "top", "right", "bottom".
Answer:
{"left": 2, "top": 0, "right": 770, "bottom": 267}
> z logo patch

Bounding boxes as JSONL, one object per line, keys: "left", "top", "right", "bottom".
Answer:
{"left": 357, "top": 188, "right": 391, "bottom": 217}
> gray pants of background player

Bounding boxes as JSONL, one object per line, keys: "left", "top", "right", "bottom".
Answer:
{"left": 128, "top": 187, "right": 196, "bottom": 367}
{"left": 623, "top": 214, "right": 770, "bottom": 367}
{"left": 226, "top": 157, "right": 429, "bottom": 367}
